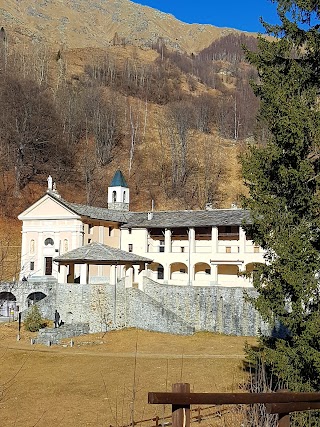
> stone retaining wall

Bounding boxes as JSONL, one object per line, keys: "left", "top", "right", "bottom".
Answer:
{"left": 36, "top": 323, "right": 90, "bottom": 345}
{"left": 126, "top": 288, "right": 194, "bottom": 335}
{"left": 1, "top": 280, "right": 268, "bottom": 339}
{"left": 143, "top": 279, "right": 269, "bottom": 336}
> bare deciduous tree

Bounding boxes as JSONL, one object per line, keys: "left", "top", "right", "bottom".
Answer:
{"left": 166, "top": 101, "right": 195, "bottom": 192}
{"left": 0, "top": 75, "right": 68, "bottom": 195}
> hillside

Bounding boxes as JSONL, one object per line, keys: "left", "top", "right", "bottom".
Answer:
{"left": 0, "top": 1, "right": 262, "bottom": 269}
{"left": 1, "top": 0, "right": 247, "bottom": 54}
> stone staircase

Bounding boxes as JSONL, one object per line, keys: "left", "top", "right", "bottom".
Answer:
{"left": 126, "top": 288, "right": 195, "bottom": 335}
{"left": 36, "top": 323, "right": 90, "bottom": 345}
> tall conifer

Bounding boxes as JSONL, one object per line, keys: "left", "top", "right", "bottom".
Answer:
{"left": 242, "top": 0, "right": 320, "bottom": 411}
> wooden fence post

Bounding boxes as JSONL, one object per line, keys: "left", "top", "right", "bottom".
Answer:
{"left": 172, "top": 383, "right": 190, "bottom": 427}
{"left": 278, "top": 413, "right": 290, "bottom": 427}
{"left": 277, "top": 390, "right": 290, "bottom": 427}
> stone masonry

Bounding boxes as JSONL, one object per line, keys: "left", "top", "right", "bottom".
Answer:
{"left": 0, "top": 279, "right": 268, "bottom": 342}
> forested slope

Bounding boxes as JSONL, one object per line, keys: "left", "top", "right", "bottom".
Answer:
{"left": 0, "top": 29, "right": 261, "bottom": 220}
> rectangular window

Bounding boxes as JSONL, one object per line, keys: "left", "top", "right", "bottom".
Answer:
{"left": 109, "top": 227, "right": 113, "bottom": 237}
{"left": 157, "top": 267, "right": 164, "bottom": 280}
{"left": 128, "top": 244, "right": 133, "bottom": 252}
{"left": 30, "top": 261, "right": 35, "bottom": 271}
{"left": 128, "top": 228, "right": 132, "bottom": 235}
{"left": 254, "top": 246, "right": 260, "bottom": 253}
{"left": 88, "top": 224, "right": 93, "bottom": 234}
{"left": 226, "top": 246, "right": 231, "bottom": 253}
{"left": 159, "top": 240, "right": 165, "bottom": 252}
{"left": 88, "top": 239, "right": 91, "bottom": 244}
{"left": 181, "top": 247, "right": 185, "bottom": 253}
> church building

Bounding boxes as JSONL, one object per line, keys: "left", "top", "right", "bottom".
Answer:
{"left": 18, "top": 171, "right": 265, "bottom": 288}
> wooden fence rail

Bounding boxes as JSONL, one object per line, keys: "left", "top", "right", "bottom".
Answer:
{"left": 110, "top": 405, "right": 230, "bottom": 427}
{"left": 148, "top": 383, "right": 320, "bottom": 427}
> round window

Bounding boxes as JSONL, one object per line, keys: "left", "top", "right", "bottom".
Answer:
{"left": 44, "top": 238, "right": 54, "bottom": 246}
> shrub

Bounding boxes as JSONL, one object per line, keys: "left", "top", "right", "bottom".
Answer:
{"left": 24, "top": 305, "right": 45, "bottom": 332}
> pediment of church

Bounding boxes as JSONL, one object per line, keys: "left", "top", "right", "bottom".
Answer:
{"left": 18, "top": 194, "right": 80, "bottom": 220}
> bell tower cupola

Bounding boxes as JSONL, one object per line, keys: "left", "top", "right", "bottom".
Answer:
{"left": 108, "top": 170, "right": 129, "bottom": 211}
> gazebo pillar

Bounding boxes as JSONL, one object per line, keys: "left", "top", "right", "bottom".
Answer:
{"left": 80, "top": 263, "right": 89, "bottom": 284}
{"left": 58, "top": 264, "right": 68, "bottom": 283}
{"left": 110, "top": 265, "right": 121, "bottom": 285}
{"left": 67, "top": 263, "right": 75, "bottom": 283}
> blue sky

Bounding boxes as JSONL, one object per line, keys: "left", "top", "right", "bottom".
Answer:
{"left": 130, "top": 0, "right": 280, "bottom": 33}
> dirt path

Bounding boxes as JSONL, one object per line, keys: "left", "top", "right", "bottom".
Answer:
{"left": 1, "top": 345, "right": 246, "bottom": 359}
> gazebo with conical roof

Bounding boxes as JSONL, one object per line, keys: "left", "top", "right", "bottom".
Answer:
{"left": 54, "top": 242, "right": 152, "bottom": 286}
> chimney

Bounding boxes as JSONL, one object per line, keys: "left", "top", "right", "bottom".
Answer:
{"left": 147, "top": 211, "right": 153, "bottom": 220}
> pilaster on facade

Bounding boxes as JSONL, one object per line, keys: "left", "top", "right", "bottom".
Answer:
{"left": 164, "top": 228, "right": 172, "bottom": 253}
{"left": 144, "top": 229, "right": 148, "bottom": 253}
{"left": 163, "top": 262, "right": 170, "bottom": 282}
{"left": 37, "top": 232, "right": 43, "bottom": 276}
{"left": 54, "top": 231, "right": 60, "bottom": 254}
{"left": 211, "top": 226, "right": 218, "bottom": 253}
{"left": 20, "top": 230, "right": 28, "bottom": 273}
{"left": 99, "top": 225, "right": 104, "bottom": 244}
{"left": 71, "top": 231, "right": 78, "bottom": 252}
{"left": 188, "top": 264, "right": 194, "bottom": 286}
{"left": 210, "top": 263, "right": 218, "bottom": 283}
{"left": 239, "top": 226, "right": 246, "bottom": 254}
{"left": 188, "top": 227, "right": 196, "bottom": 253}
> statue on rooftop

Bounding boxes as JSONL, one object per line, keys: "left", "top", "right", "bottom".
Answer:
{"left": 47, "top": 175, "right": 53, "bottom": 191}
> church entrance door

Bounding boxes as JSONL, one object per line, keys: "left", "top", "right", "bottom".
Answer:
{"left": 45, "top": 257, "right": 53, "bottom": 275}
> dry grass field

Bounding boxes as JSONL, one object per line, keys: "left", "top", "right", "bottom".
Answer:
{"left": 0, "top": 323, "right": 256, "bottom": 427}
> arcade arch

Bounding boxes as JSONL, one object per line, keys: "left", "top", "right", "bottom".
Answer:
{"left": 217, "top": 264, "right": 240, "bottom": 285}
{"left": 148, "top": 262, "right": 164, "bottom": 280}
{"left": 27, "top": 292, "right": 47, "bottom": 307}
{"left": 0, "top": 291, "right": 16, "bottom": 316}
{"left": 194, "top": 262, "right": 211, "bottom": 281}
{"left": 170, "top": 263, "right": 188, "bottom": 281}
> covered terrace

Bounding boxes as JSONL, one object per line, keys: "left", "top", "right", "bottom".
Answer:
{"left": 54, "top": 242, "right": 153, "bottom": 288}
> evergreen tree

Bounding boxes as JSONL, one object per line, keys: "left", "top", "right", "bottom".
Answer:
{"left": 241, "top": 0, "right": 320, "bottom": 420}
{"left": 24, "top": 304, "right": 44, "bottom": 332}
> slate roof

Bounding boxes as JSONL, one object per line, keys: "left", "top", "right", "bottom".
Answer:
{"left": 48, "top": 193, "right": 251, "bottom": 228}
{"left": 57, "top": 197, "right": 129, "bottom": 223}
{"left": 121, "top": 209, "right": 251, "bottom": 229}
{"left": 110, "top": 170, "right": 128, "bottom": 188}
{"left": 54, "top": 242, "right": 152, "bottom": 264}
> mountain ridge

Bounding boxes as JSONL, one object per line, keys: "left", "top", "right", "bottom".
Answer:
{"left": 1, "top": 0, "right": 252, "bottom": 53}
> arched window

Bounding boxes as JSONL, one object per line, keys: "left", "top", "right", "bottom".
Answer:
{"left": 112, "top": 190, "right": 117, "bottom": 203}
{"left": 30, "top": 239, "right": 35, "bottom": 254}
{"left": 123, "top": 191, "right": 126, "bottom": 203}
{"left": 44, "top": 238, "right": 54, "bottom": 246}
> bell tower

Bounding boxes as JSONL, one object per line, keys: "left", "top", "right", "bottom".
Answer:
{"left": 107, "top": 170, "right": 129, "bottom": 211}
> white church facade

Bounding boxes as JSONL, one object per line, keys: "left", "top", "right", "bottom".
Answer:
{"left": 18, "top": 171, "right": 265, "bottom": 288}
